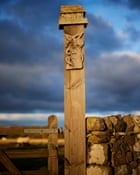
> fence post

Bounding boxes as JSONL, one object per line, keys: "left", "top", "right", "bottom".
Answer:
{"left": 59, "top": 5, "right": 88, "bottom": 175}
{"left": 48, "top": 115, "right": 58, "bottom": 175}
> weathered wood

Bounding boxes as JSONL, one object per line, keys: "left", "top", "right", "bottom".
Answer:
{"left": 64, "top": 25, "right": 86, "bottom": 175}
{"left": 59, "top": 5, "right": 88, "bottom": 175}
{"left": 5, "top": 149, "right": 48, "bottom": 158}
{"left": 0, "top": 150, "right": 22, "bottom": 175}
{"left": 59, "top": 5, "right": 88, "bottom": 29}
{"left": 0, "top": 126, "right": 49, "bottom": 136}
{"left": 48, "top": 115, "right": 58, "bottom": 175}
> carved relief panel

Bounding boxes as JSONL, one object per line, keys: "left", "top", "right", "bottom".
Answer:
{"left": 64, "top": 32, "right": 84, "bottom": 70}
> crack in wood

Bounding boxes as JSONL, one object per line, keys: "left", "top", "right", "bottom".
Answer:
{"left": 66, "top": 79, "right": 82, "bottom": 89}
{"left": 64, "top": 159, "right": 84, "bottom": 168}
{"left": 65, "top": 125, "right": 71, "bottom": 133}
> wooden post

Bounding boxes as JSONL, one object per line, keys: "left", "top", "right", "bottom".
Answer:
{"left": 59, "top": 5, "right": 88, "bottom": 175}
{"left": 48, "top": 115, "right": 58, "bottom": 175}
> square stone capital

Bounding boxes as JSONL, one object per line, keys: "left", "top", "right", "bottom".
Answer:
{"left": 59, "top": 5, "right": 88, "bottom": 29}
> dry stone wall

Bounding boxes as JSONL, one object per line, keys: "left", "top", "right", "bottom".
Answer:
{"left": 86, "top": 115, "right": 140, "bottom": 175}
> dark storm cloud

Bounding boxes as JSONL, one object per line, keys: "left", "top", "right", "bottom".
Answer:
{"left": 124, "top": 24, "right": 140, "bottom": 42}
{"left": 2, "top": 0, "right": 79, "bottom": 29}
{"left": 0, "top": 18, "right": 63, "bottom": 66}
{"left": 105, "top": 0, "right": 127, "bottom": 5}
{"left": 105, "top": 0, "right": 140, "bottom": 10}
{"left": 0, "top": 0, "right": 75, "bottom": 66}
{"left": 129, "top": 0, "right": 140, "bottom": 10}
{"left": 0, "top": 0, "right": 13, "bottom": 5}
{"left": 0, "top": 0, "right": 85, "bottom": 68}
{"left": 0, "top": 0, "right": 139, "bottom": 114}
{"left": 5, "top": 0, "right": 59, "bottom": 29}
{"left": 86, "top": 52, "right": 140, "bottom": 112}
{"left": 85, "top": 14, "right": 124, "bottom": 56}
{"left": 0, "top": 64, "right": 63, "bottom": 112}
{"left": 0, "top": 0, "right": 79, "bottom": 113}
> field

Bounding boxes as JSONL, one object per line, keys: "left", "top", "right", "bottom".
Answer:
{"left": 0, "top": 137, "right": 64, "bottom": 175}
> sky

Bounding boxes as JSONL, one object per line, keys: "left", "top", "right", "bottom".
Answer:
{"left": 0, "top": 0, "right": 140, "bottom": 126}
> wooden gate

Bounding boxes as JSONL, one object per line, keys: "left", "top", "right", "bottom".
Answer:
{"left": 0, "top": 115, "right": 58, "bottom": 175}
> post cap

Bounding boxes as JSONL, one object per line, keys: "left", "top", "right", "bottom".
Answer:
{"left": 58, "top": 5, "right": 88, "bottom": 29}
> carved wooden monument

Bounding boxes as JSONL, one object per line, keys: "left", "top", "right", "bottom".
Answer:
{"left": 65, "top": 32, "right": 84, "bottom": 70}
{"left": 59, "top": 5, "right": 88, "bottom": 175}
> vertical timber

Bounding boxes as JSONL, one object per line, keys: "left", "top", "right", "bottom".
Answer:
{"left": 59, "top": 5, "right": 88, "bottom": 175}
{"left": 48, "top": 115, "right": 58, "bottom": 175}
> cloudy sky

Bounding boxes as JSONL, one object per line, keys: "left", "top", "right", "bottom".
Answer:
{"left": 0, "top": 0, "right": 140, "bottom": 126}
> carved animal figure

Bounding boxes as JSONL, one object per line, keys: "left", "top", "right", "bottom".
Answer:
{"left": 64, "top": 32, "right": 84, "bottom": 69}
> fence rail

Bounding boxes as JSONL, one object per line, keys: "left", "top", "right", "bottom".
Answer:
{"left": 0, "top": 115, "right": 58, "bottom": 175}
{"left": 0, "top": 126, "right": 56, "bottom": 136}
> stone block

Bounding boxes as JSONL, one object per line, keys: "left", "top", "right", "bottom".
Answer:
{"left": 133, "top": 137, "right": 140, "bottom": 152}
{"left": 112, "top": 137, "right": 129, "bottom": 152}
{"left": 86, "top": 117, "right": 106, "bottom": 132}
{"left": 108, "top": 116, "right": 118, "bottom": 127}
{"left": 129, "top": 161, "right": 138, "bottom": 169}
{"left": 112, "top": 150, "right": 126, "bottom": 166}
{"left": 123, "top": 115, "right": 135, "bottom": 132}
{"left": 124, "top": 135, "right": 135, "bottom": 145}
{"left": 87, "top": 131, "right": 110, "bottom": 144}
{"left": 87, "top": 144, "right": 108, "bottom": 165}
{"left": 132, "top": 168, "right": 137, "bottom": 175}
{"left": 131, "top": 165, "right": 140, "bottom": 175}
{"left": 133, "top": 151, "right": 140, "bottom": 160}
{"left": 115, "top": 118, "right": 127, "bottom": 132}
{"left": 132, "top": 116, "right": 140, "bottom": 133}
{"left": 114, "top": 165, "right": 129, "bottom": 175}
{"left": 104, "top": 117, "right": 113, "bottom": 131}
{"left": 87, "top": 165, "right": 112, "bottom": 175}
{"left": 126, "top": 151, "right": 133, "bottom": 163}
{"left": 108, "top": 115, "right": 127, "bottom": 132}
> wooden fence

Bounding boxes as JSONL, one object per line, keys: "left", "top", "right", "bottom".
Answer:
{"left": 0, "top": 115, "right": 58, "bottom": 175}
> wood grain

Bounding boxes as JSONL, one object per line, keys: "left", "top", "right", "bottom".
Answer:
{"left": 48, "top": 115, "right": 58, "bottom": 175}
{"left": 64, "top": 25, "right": 86, "bottom": 175}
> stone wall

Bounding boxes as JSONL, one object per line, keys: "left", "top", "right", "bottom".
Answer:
{"left": 86, "top": 115, "right": 140, "bottom": 175}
